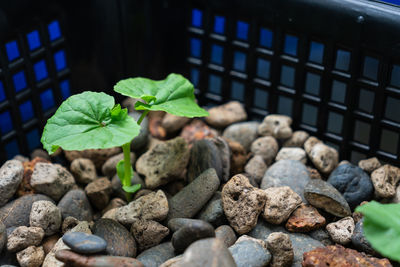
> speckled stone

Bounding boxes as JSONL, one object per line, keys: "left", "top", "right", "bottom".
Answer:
{"left": 0, "top": 160, "right": 24, "bottom": 207}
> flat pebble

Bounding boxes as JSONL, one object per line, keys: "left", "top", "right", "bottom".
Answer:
{"left": 62, "top": 232, "right": 107, "bottom": 254}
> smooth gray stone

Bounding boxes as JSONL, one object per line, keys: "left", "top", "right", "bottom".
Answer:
{"left": 351, "top": 219, "right": 376, "bottom": 255}
{"left": 261, "top": 160, "right": 310, "bottom": 202}
{"left": 196, "top": 192, "right": 227, "bottom": 227}
{"left": 93, "top": 218, "right": 137, "bottom": 257}
{"left": 0, "top": 194, "right": 54, "bottom": 228}
{"left": 0, "top": 221, "right": 6, "bottom": 253}
{"left": 229, "top": 240, "right": 271, "bottom": 267}
{"left": 167, "top": 169, "right": 220, "bottom": 221}
{"left": 62, "top": 232, "right": 107, "bottom": 254}
{"left": 58, "top": 189, "right": 93, "bottom": 221}
{"left": 137, "top": 242, "right": 175, "bottom": 267}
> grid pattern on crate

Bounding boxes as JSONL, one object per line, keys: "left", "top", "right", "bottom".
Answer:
{"left": 186, "top": 7, "right": 400, "bottom": 166}
{"left": 0, "top": 20, "right": 72, "bottom": 161}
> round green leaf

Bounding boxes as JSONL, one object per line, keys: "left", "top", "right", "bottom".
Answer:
{"left": 114, "top": 73, "right": 209, "bottom": 118}
{"left": 41, "top": 91, "right": 140, "bottom": 154}
{"left": 356, "top": 201, "right": 400, "bottom": 261}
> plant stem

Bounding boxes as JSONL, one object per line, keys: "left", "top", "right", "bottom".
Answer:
{"left": 137, "top": 110, "right": 149, "bottom": 125}
{"left": 122, "top": 142, "right": 132, "bottom": 202}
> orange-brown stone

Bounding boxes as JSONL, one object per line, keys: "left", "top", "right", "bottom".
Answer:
{"left": 148, "top": 111, "right": 167, "bottom": 140}
{"left": 286, "top": 204, "right": 326, "bottom": 232}
{"left": 180, "top": 119, "right": 216, "bottom": 145}
{"left": 302, "top": 245, "right": 392, "bottom": 267}
{"left": 226, "top": 139, "right": 248, "bottom": 176}
{"left": 17, "top": 157, "right": 50, "bottom": 197}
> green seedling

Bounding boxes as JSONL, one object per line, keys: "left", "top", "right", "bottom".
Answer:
{"left": 41, "top": 73, "right": 209, "bottom": 201}
{"left": 355, "top": 201, "right": 400, "bottom": 262}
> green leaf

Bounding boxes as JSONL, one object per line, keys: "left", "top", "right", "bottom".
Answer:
{"left": 116, "top": 159, "right": 133, "bottom": 185}
{"left": 123, "top": 184, "right": 141, "bottom": 193}
{"left": 41, "top": 91, "right": 140, "bottom": 154}
{"left": 356, "top": 201, "right": 400, "bottom": 261}
{"left": 114, "top": 73, "right": 209, "bottom": 118}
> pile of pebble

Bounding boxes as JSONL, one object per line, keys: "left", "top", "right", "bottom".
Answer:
{"left": 0, "top": 100, "right": 397, "bottom": 267}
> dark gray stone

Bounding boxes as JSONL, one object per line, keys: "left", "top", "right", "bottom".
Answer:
{"left": 328, "top": 164, "right": 373, "bottom": 209}
{"left": 187, "top": 140, "right": 223, "bottom": 183}
{"left": 93, "top": 218, "right": 137, "bottom": 257}
{"left": 0, "top": 221, "right": 5, "bottom": 252}
{"left": 0, "top": 194, "right": 54, "bottom": 228}
{"left": 211, "top": 137, "right": 231, "bottom": 182}
{"left": 0, "top": 249, "right": 18, "bottom": 266}
{"left": 137, "top": 242, "right": 175, "bottom": 267}
{"left": 169, "top": 218, "right": 215, "bottom": 253}
{"left": 222, "top": 121, "right": 260, "bottom": 152}
{"left": 304, "top": 179, "right": 351, "bottom": 217}
{"left": 62, "top": 232, "right": 107, "bottom": 254}
{"left": 111, "top": 173, "right": 145, "bottom": 201}
{"left": 229, "top": 239, "right": 271, "bottom": 267}
{"left": 58, "top": 189, "right": 93, "bottom": 221}
{"left": 179, "top": 238, "right": 236, "bottom": 267}
{"left": 261, "top": 160, "right": 311, "bottom": 202}
{"left": 167, "top": 168, "right": 220, "bottom": 221}
{"left": 351, "top": 219, "right": 376, "bottom": 255}
{"left": 197, "top": 192, "right": 227, "bottom": 227}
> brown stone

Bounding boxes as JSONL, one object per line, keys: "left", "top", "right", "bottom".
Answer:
{"left": 222, "top": 174, "right": 267, "bottom": 234}
{"left": 85, "top": 177, "right": 113, "bottom": 210}
{"left": 226, "top": 139, "right": 248, "bottom": 176}
{"left": 148, "top": 111, "right": 167, "bottom": 140}
{"left": 302, "top": 245, "right": 392, "bottom": 267}
{"left": 64, "top": 147, "right": 121, "bottom": 169}
{"left": 286, "top": 204, "right": 326, "bottom": 232}
{"left": 17, "top": 157, "right": 50, "bottom": 197}
{"left": 180, "top": 119, "right": 217, "bottom": 145}
{"left": 307, "top": 167, "right": 323, "bottom": 180}
{"left": 131, "top": 219, "right": 170, "bottom": 250}
{"left": 42, "top": 235, "right": 60, "bottom": 255}
{"left": 55, "top": 249, "right": 144, "bottom": 267}
{"left": 258, "top": 114, "right": 293, "bottom": 139}
{"left": 102, "top": 198, "right": 127, "bottom": 215}
{"left": 359, "top": 157, "right": 381, "bottom": 173}
{"left": 205, "top": 101, "right": 247, "bottom": 128}
{"left": 161, "top": 113, "right": 191, "bottom": 134}
{"left": 266, "top": 232, "right": 294, "bottom": 267}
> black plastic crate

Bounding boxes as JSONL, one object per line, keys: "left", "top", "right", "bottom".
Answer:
{"left": 0, "top": 0, "right": 400, "bottom": 166}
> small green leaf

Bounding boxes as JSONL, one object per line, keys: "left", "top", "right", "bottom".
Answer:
{"left": 123, "top": 184, "right": 141, "bottom": 193}
{"left": 356, "top": 201, "right": 400, "bottom": 261}
{"left": 41, "top": 91, "right": 140, "bottom": 154}
{"left": 116, "top": 160, "right": 126, "bottom": 185}
{"left": 114, "top": 73, "right": 209, "bottom": 118}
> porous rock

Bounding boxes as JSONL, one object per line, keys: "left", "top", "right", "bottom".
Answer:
{"left": 305, "top": 138, "right": 339, "bottom": 174}
{"left": 286, "top": 204, "right": 326, "bottom": 232}
{"left": 70, "top": 158, "right": 97, "bottom": 184}
{"left": 302, "top": 245, "right": 391, "bottom": 267}
{"left": 358, "top": 157, "right": 381, "bottom": 173}
{"left": 371, "top": 164, "right": 400, "bottom": 199}
{"left": 136, "top": 137, "right": 190, "bottom": 189}
{"left": 131, "top": 219, "right": 169, "bottom": 251}
{"left": 250, "top": 136, "right": 279, "bottom": 165}
{"left": 7, "top": 226, "right": 44, "bottom": 252}
{"left": 29, "top": 200, "right": 62, "bottom": 236}
{"left": 116, "top": 190, "right": 169, "bottom": 225}
{"left": 30, "top": 163, "right": 75, "bottom": 201}
{"left": 266, "top": 232, "right": 293, "bottom": 267}
{"left": 326, "top": 216, "right": 355, "bottom": 245}
{"left": 205, "top": 101, "right": 247, "bottom": 128}
{"left": 258, "top": 114, "right": 293, "bottom": 139}
{"left": 16, "top": 246, "right": 45, "bottom": 267}
{"left": 263, "top": 186, "right": 302, "bottom": 225}
{"left": 222, "top": 174, "right": 267, "bottom": 234}
{"left": 0, "top": 160, "right": 24, "bottom": 207}
{"left": 85, "top": 177, "right": 113, "bottom": 210}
